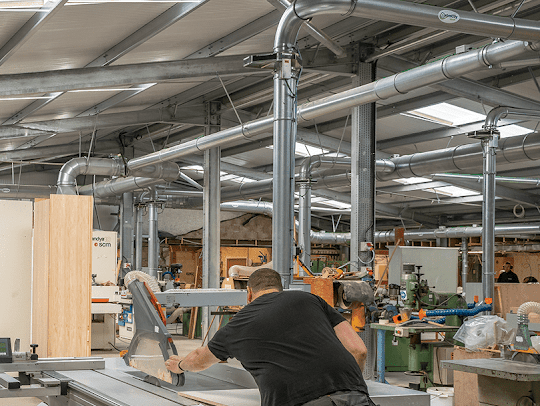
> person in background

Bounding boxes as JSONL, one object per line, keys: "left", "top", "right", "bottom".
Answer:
{"left": 523, "top": 276, "right": 539, "bottom": 283}
{"left": 497, "top": 262, "right": 520, "bottom": 283}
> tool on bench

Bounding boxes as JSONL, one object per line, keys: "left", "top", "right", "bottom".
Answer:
{"left": 0, "top": 338, "right": 38, "bottom": 363}
{"left": 123, "top": 279, "right": 185, "bottom": 387}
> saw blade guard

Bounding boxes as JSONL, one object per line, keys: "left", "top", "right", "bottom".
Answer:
{"left": 123, "top": 279, "right": 185, "bottom": 386}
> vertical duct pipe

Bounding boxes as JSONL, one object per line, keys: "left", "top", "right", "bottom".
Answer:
{"left": 147, "top": 188, "right": 159, "bottom": 278}
{"left": 481, "top": 134, "right": 498, "bottom": 307}
{"left": 272, "top": 55, "right": 299, "bottom": 288}
{"left": 202, "top": 101, "right": 222, "bottom": 341}
{"left": 298, "top": 181, "right": 312, "bottom": 271}
{"left": 461, "top": 237, "right": 469, "bottom": 297}
{"left": 351, "top": 62, "right": 376, "bottom": 278}
{"left": 121, "top": 192, "right": 135, "bottom": 277}
{"left": 135, "top": 204, "right": 144, "bottom": 271}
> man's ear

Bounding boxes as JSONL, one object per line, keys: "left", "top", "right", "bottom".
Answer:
{"left": 247, "top": 287, "right": 253, "bottom": 303}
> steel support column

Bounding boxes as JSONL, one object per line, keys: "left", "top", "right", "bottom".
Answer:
{"left": 202, "top": 101, "right": 222, "bottom": 341}
{"left": 272, "top": 56, "right": 299, "bottom": 288}
{"left": 481, "top": 135, "right": 497, "bottom": 308}
{"left": 120, "top": 192, "right": 135, "bottom": 278}
{"left": 135, "top": 204, "right": 144, "bottom": 271}
{"left": 147, "top": 188, "right": 159, "bottom": 278}
{"left": 351, "top": 62, "right": 376, "bottom": 277}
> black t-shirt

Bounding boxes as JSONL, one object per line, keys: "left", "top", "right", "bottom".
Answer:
{"left": 498, "top": 270, "right": 520, "bottom": 283}
{"left": 208, "top": 291, "right": 368, "bottom": 406}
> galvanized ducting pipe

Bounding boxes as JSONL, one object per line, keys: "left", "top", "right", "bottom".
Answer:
{"left": 134, "top": 204, "right": 144, "bottom": 271}
{"left": 461, "top": 238, "right": 468, "bottom": 295}
{"left": 378, "top": 132, "right": 540, "bottom": 181}
{"left": 147, "top": 188, "right": 159, "bottom": 278}
{"left": 126, "top": 44, "right": 539, "bottom": 174}
{"left": 57, "top": 157, "right": 124, "bottom": 195}
{"left": 484, "top": 107, "right": 540, "bottom": 130}
{"left": 298, "top": 156, "right": 351, "bottom": 268}
{"left": 78, "top": 177, "right": 167, "bottom": 198}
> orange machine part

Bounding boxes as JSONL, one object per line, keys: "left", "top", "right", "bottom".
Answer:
{"left": 144, "top": 282, "right": 167, "bottom": 325}
{"left": 351, "top": 303, "right": 366, "bottom": 332}
{"left": 303, "top": 278, "right": 335, "bottom": 306}
{"left": 393, "top": 312, "right": 410, "bottom": 324}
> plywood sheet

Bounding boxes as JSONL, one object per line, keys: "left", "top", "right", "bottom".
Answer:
{"left": 179, "top": 389, "right": 260, "bottom": 406}
{"left": 47, "top": 195, "right": 93, "bottom": 357}
{"left": 0, "top": 200, "right": 33, "bottom": 351}
{"left": 493, "top": 284, "right": 540, "bottom": 317}
{"left": 32, "top": 199, "right": 50, "bottom": 358}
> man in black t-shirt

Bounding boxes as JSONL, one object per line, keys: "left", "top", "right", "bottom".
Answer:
{"left": 165, "top": 268, "right": 373, "bottom": 406}
{"left": 497, "top": 262, "right": 520, "bottom": 283}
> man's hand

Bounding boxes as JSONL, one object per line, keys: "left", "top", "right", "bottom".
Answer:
{"left": 165, "top": 355, "right": 184, "bottom": 374}
{"left": 165, "top": 346, "right": 220, "bottom": 373}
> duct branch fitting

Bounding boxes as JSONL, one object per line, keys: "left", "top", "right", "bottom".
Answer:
{"left": 298, "top": 156, "right": 351, "bottom": 267}
{"left": 484, "top": 106, "right": 540, "bottom": 131}
{"left": 57, "top": 157, "right": 124, "bottom": 195}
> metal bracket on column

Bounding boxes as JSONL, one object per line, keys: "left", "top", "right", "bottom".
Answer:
{"left": 243, "top": 52, "right": 302, "bottom": 72}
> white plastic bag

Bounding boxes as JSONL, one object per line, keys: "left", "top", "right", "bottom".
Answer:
{"left": 453, "top": 315, "right": 516, "bottom": 350}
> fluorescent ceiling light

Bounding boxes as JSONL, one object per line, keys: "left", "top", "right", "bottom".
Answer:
{"left": 429, "top": 185, "right": 479, "bottom": 197}
{"left": 499, "top": 124, "right": 532, "bottom": 138}
{"left": 0, "top": 96, "right": 54, "bottom": 100}
{"left": 320, "top": 200, "right": 351, "bottom": 209}
{"left": 404, "top": 102, "right": 485, "bottom": 127}
{"left": 393, "top": 177, "right": 431, "bottom": 185}
{"left": 0, "top": 0, "right": 44, "bottom": 8}
{"left": 68, "top": 86, "right": 156, "bottom": 92}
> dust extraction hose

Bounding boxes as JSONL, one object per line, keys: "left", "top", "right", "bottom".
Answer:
{"left": 124, "top": 270, "right": 161, "bottom": 293}
{"left": 517, "top": 301, "right": 540, "bottom": 318}
{"left": 422, "top": 303, "right": 492, "bottom": 318}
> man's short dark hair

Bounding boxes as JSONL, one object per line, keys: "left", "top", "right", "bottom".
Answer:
{"left": 248, "top": 268, "right": 283, "bottom": 293}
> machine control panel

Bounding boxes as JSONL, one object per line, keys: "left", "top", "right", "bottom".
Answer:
{"left": 0, "top": 338, "right": 12, "bottom": 363}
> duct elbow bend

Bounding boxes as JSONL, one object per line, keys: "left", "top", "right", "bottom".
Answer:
{"left": 517, "top": 301, "right": 540, "bottom": 319}
{"left": 57, "top": 157, "right": 125, "bottom": 195}
{"left": 484, "top": 106, "right": 509, "bottom": 130}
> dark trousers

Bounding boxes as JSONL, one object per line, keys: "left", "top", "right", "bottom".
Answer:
{"left": 302, "top": 391, "right": 376, "bottom": 406}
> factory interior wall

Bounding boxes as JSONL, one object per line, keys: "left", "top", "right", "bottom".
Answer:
{"left": 180, "top": 213, "right": 272, "bottom": 241}
{"left": 0, "top": 200, "right": 33, "bottom": 351}
{"left": 498, "top": 253, "right": 540, "bottom": 283}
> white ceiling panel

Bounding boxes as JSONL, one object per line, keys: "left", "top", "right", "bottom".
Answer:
{"left": 0, "top": 4, "right": 172, "bottom": 74}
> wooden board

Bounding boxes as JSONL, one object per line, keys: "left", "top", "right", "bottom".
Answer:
{"left": 493, "top": 283, "right": 540, "bottom": 317}
{"left": 32, "top": 199, "right": 50, "bottom": 358}
{"left": 452, "top": 346, "right": 497, "bottom": 406}
{"left": 0, "top": 200, "right": 33, "bottom": 352}
{"left": 178, "top": 389, "right": 260, "bottom": 406}
{"left": 47, "top": 195, "right": 93, "bottom": 357}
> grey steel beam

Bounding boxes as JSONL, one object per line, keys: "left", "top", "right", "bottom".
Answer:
{"left": 0, "top": 107, "right": 204, "bottom": 139}
{"left": 2, "top": 0, "right": 209, "bottom": 125}
{"left": 76, "top": 84, "right": 156, "bottom": 117}
{"left": 185, "top": 10, "right": 281, "bottom": 59}
{"left": 0, "top": 56, "right": 257, "bottom": 98}
{"left": 0, "top": 0, "right": 68, "bottom": 67}
{"left": 432, "top": 175, "right": 540, "bottom": 207}
{"left": 378, "top": 181, "right": 450, "bottom": 193}
{"left": 0, "top": 140, "right": 119, "bottom": 162}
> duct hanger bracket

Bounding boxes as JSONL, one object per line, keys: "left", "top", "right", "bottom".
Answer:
{"left": 467, "top": 129, "right": 500, "bottom": 140}
{"left": 243, "top": 52, "right": 302, "bottom": 71}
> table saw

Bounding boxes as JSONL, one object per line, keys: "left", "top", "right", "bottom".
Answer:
{"left": 1, "top": 356, "right": 430, "bottom": 406}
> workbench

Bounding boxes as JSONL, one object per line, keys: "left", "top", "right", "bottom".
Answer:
{"left": 371, "top": 322, "right": 459, "bottom": 386}
{"left": 2, "top": 357, "right": 430, "bottom": 406}
{"left": 442, "top": 358, "right": 540, "bottom": 405}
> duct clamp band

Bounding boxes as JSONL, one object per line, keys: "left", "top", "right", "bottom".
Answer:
{"left": 342, "top": 0, "right": 358, "bottom": 17}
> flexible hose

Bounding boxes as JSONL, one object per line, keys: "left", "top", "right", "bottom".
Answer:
{"left": 423, "top": 303, "right": 491, "bottom": 318}
{"left": 517, "top": 302, "right": 540, "bottom": 318}
{"left": 124, "top": 270, "right": 161, "bottom": 293}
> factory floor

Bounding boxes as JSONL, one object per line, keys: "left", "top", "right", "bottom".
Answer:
{"left": 2, "top": 332, "right": 417, "bottom": 406}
